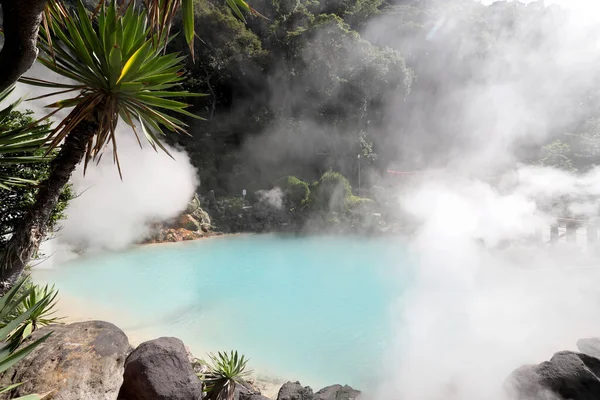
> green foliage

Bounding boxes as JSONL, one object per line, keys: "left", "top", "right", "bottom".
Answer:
{"left": 274, "top": 176, "right": 310, "bottom": 209}
{"left": 0, "top": 86, "right": 52, "bottom": 190}
{"left": 311, "top": 170, "right": 352, "bottom": 211}
{"left": 220, "top": 197, "right": 246, "bottom": 211}
{"left": 539, "top": 140, "right": 576, "bottom": 172}
{"left": 23, "top": 0, "right": 204, "bottom": 175}
{"left": 3, "top": 282, "right": 61, "bottom": 349}
{"left": 0, "top": 277, "right": 56, "bottom": 400}
{"left": 312, "top": 0, "right": 383, "bottom": 27}
{"left": 0, "top": 109, "right": 72, "bottom": 256}
{"left": 346, "top": 195, "right": 375, "bottom": 211}
{"left": 358, "top": 131, "right": 377, "bottom": 164}
{"left": 200, "top": 351, "right": 251, "bottom": 400}
{"left": 187, "top": 0, "right": 267, "bottom": 82}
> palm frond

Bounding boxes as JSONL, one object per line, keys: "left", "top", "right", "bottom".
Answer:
{"left": 0, "top": 86, "right": 52, "bottom": 190}
{"left": 22, "top": 0, "right": 205, "bottom": 177}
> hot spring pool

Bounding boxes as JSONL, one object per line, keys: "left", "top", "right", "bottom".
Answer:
{"left": 33, "top": 234, "right": 409, "bottom": 390}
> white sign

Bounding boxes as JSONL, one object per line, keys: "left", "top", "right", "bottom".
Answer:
{"left": 242, "top": 189, "right": 247, "bottom": 196}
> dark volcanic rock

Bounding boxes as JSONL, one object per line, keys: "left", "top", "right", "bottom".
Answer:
{"left": 237, "top": 381, "right": 263, "bottom": 400}
{"left": 277, "top": 381, "right": 315, "bottom": 400}
{"left": 0, "top": 320, "right": 130, "bottom": 400}
{"left": 118, "top": 337, "right": 203, "bottom": 400}
{"left": 315, "top": 384, "right": 361, "bottom": 400}
{"left": 507, "top": 351, "right": 600, "bottom": 400}
{"left": 240, "top": 395, "right": 271, "bottom": 400}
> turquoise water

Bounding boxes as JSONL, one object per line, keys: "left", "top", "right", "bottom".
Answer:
{"left": 33, "top": 235, "right": 409, "bottom": 390}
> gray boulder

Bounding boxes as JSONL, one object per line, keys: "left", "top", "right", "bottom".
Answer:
{"left": 0, "top": 320, "right": 130, "bottom": 400}
{"left": 277, "top": 381, "right": 314, "bottom": 400}
{"left": 236, "top": 381, "right": 263, "bottom": 400}
{"left": 118, "top": 337, "right": 203, "bottom": 400}
{"left": 315, "top": 384, "right": 361, "bottom": 400}
{"left": 507, "top": 351, "right": 600, "bottom": 400}
{"left": 578, "top": 338, "right": 600, "bottom": 359}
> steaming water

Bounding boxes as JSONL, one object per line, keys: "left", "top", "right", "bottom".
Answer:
{"left": 33, "top": 235, "right": 408, "bottom": 390}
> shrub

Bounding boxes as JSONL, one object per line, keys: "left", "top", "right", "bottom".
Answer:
{"left": 274, "top": 176, "right": 310, "bottom": 209}
{"left": 219, "top": 197, "right": 245, "bottom": 212}
{"left": 199, "top": 351, "right": 251, "bottom": 400}
{"left": 0, "top": 277, "right": 57, "bottom": 399}
{"left": 346, "top": 195, "right": 375, "bottom": 212}
{"left": 311, "top": 170, "right": 352, "bottom": 212}
{"left": 4, "top": 282, "right": 61, "bottom": 348}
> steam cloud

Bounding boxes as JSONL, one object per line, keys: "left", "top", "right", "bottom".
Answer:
{"left": 13, "top": 64, "right": 198, "bottom": 262}
{"left": 357, "top": 2, "right": 600, "bottom": 400}
{"left": 256, "top": 187, "right": 284, "bottom": 210}
{"left": 227, "top": 0, "right": 600, "bottom": 398}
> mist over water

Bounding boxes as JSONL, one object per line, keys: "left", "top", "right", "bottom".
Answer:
{"left": 17, "top": 1, "right": 600, "bottom": 399}
{"left": 357, "top": 2, "right": 600, "bottom": 399}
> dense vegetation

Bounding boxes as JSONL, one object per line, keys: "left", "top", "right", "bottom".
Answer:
{"left": 166, "top": 0, "right": 600, "bottom": 196}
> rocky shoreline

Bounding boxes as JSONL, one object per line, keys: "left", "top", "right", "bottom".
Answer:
{"left": 0, "top": 320, "right": 362, "bottom": 400}
{"left": 2, "top": 319, "right": 600, "bottom": 399}
{"left": 142, "top": 191, "right": 405, "bottom": 246}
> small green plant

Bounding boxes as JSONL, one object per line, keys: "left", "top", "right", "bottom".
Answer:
{"left": 3, "top": 283, "right": 61, "bottom": 349}
{"left": 0, "top": 277, "right": 55, "bottom": 399}
{"left": 200, "top": 351, "right": 252, "bottom": 400}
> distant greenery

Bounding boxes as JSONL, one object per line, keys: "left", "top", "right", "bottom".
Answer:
{"left": 346, "top": 195, "right": 375, "bottom": 212}
{"left": 165, "top": 0, "right": 600, "bottom": 197}
{"left": 311, "top": 170, "right": 353, "bottom": 212}
{"left": 199, "top": 351, "right": 251, "bottom": 400}
{"left": 218, "top": 197, "right": 246, "bottom": 211}
{"left": 274, "top": 176, "right": 310, "bottom": 209}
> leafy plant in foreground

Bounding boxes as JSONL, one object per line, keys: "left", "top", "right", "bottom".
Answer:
{"left": 0, "top": 277, "right": 55, "bottom": 399}
{"left": 200, "top": 351, "right": 252, "bottom": 400}
{"left": 3, "top": 283, "right": 61, "bottom": 349}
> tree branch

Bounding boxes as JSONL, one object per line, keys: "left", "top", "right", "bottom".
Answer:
{"left": 0, "top": 0, "right": 48, "bottom": 92}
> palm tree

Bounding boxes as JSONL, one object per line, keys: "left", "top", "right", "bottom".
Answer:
{"left": 0, "top": 0, "right": 212, "bottom": 286}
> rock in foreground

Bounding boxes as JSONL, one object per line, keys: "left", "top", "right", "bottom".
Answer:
{"left": 277, "top": 382, "right": 315, "bottom": 400}
{"left": 315, "top": 384, "right": 361, "bottom": 400}
{"left": 276, "top": 381, "right": 361, "bottom": 400}
{"left": 118, "top": 337, "right": 203, "bottom": 400}
{"left": 0, "top": 320, "right": 130, "bottom": 400}
{"left": 507, "top": 350, "right": 600, "bottom": 400}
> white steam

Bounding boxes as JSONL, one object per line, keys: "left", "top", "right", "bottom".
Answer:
{"left": 57, "top": 128, "right": 198, "bottom": 251}
{"left": 360, "top": 2, "right": 600, "bottom": 400}
{"left": 373, "top": 171, "right": 600, "bottom": 400}
{"left": 14, "top": 64, "right": 198, "bottom": 258}
{"left": 256, "top": 187, "right": 284, "bottom": 209}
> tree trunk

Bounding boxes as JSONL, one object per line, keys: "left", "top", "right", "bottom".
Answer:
{"left": 0, "top": 120, "right": 97, "bottom": 289}
{"left": 0, "top": 0, "right": 48, "bottom": 92}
